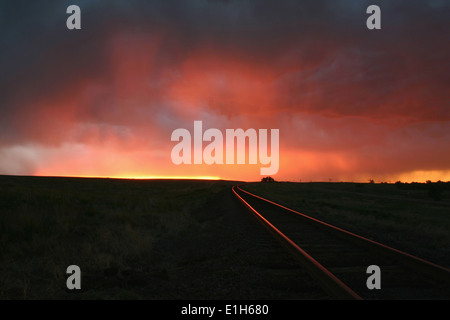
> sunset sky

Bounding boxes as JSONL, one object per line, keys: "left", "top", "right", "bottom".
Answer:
{"left": 0, "top": 0, "right": 449, "bottom": 182}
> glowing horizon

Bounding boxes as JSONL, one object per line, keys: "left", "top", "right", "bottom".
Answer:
{"left": 18, "top": 170, "right": 450, "bottom": 184}
{"left": 31, "top": 174, "right": 223, "bottom": 181}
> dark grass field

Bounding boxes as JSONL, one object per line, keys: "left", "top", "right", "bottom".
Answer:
{"left": 1, "top": 175, "right": 449, "bottom": 300}
{"left": 0, "top": 175, "right": 329, "bottom": 300}
{"left": 0, "top": 176, "right": 237, "bottom": 299}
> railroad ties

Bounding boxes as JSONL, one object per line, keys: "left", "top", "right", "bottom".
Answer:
{"left": 232, "top": 185, "right": 450, "bottom": 300}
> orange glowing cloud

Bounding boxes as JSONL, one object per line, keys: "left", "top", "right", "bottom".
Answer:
{"left": 0, "top": 1, "right": 449, "bottom": 182}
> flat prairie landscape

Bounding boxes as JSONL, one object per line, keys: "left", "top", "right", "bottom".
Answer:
{"left": 0, "top": 175, "right": 448, "bottom": 299}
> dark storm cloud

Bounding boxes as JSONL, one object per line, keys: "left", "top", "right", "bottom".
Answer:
{"left": 0, "top": 0, "right": 449, "bottom": 147}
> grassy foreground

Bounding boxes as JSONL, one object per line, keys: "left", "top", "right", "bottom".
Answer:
{"left": 0, "top": 176, "right": 238, "bottom": 299}
{"left": 1, "top": 176, "right": 448, "bottom": 300}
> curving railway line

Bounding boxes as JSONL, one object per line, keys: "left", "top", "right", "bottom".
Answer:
{"left": 232, "top": 185, "right": 450, "bottom": 300}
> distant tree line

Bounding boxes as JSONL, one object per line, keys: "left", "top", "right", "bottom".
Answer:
{"left": 394, "top": 180, "right": 449, "bottom": 201}
{"left": 394, "top": 180, "right": 449, "bottom": 189}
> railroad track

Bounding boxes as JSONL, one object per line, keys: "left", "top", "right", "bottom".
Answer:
{"left": 232, "top": 185, "right": 450, "bottom": 300}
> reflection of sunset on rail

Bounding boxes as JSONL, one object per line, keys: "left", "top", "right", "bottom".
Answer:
{"left": 233, "top": 184, "right": 450, "bottom": 300}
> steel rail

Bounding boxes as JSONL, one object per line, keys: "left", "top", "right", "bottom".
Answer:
{"left": 235, "top": 185, "right": 450, "bottom": 284}
{"left": 232, "top": 185, "right": 363, "bottom": 300}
